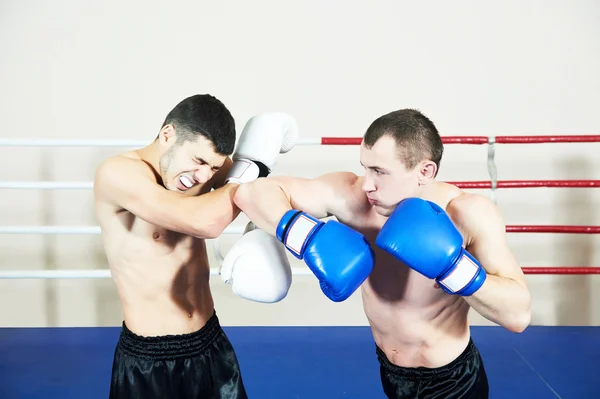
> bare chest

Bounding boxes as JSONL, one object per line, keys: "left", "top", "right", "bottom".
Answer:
{"left": 108, "top": 209, "right": 208, "bottom": 263}
{"left": 339, "top": 209, "right": 448, "bottom": 307}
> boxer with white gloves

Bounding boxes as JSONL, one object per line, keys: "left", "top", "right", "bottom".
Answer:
{"left": 221, "top": 222, "right": 292, "bottom": 303}
{"left": 94, "top": 94, "right": 300, "bottom": 399}
{"left": 233, "top": 108, "right": 531, "bottom": 398}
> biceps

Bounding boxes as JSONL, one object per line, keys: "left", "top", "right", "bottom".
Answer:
{"left": 96, "top": 164, "right": 235, "bottom": 238}
{"left": 126, "top": 191, "right": 194, "bottom": 233}
{"left": 471, "top": 237, "right": 525, "bottom": 283}
{"left": 270, "top": 176, "right": 333, "bottom": 219}
{"left": 130, "top": 188, "right": 238, "bottom": 238}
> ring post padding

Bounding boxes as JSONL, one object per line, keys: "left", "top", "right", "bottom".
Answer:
{"left": 486, "top": 136, "right": 498, "bottom": 204}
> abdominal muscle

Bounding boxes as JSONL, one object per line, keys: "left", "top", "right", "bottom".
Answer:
{"left": 105, "top": 229, "right": 214, "bottom": 337}
{"left": 361, "top": 261, "right": 472, "bottom": 368}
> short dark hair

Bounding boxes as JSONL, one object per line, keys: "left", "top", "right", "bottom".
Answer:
{"left": 161, "top": 94, "right": 236, "bottom": 155}
{"left": 363, "top": 109, "right": 444, "bottom": 175}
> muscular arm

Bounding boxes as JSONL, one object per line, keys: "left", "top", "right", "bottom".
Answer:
{"left": 448, "top": 194, "right": 531, "bottom": 333}
{"left": 233, "top": 172, "right": 360, "bottom": 236}
{"left": 94, "top": 156, "right": 240, "bottom": 239}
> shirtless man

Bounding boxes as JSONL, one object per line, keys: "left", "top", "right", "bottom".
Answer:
{"left": 93, "top": 94, "right": 298, "bottom": 398}
{"left": 233, "top": 109, "right": 532, "bottom": 398}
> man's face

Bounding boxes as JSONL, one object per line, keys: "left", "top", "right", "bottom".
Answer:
{"left": 159, "top": 134, "right": 227, "bottom": 193}
{"left": 359, "top": 135, "right": 420, "bottom": 216}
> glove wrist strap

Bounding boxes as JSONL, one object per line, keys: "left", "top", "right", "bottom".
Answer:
{"left": 436, "top": 250, "right": 487, "bottom": 296}
{"left": 225, "top": 159, "right": 270, "bottom": 185}
{"left": 276, "top": 210, "right": 323, "bottom": 259}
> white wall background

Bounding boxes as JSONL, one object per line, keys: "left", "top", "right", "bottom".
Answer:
{"left": 0, "top": 0, "right": 599, "bottom": 328}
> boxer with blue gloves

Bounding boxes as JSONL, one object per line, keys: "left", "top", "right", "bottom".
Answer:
{"left": 234, "top": 108, "right": 531, "bottom": 399}
{"left": 276, "top": 210, "right": 374, "bottom": 302}
{"left": 376, "top": 198, "right": 486, "bottom": 296}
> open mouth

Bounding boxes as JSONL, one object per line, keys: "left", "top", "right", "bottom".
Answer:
{"left": 179, "top": 176, "right": 194, "bottom": 190}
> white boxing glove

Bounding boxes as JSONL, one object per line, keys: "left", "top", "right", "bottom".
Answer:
{"left": 225, "top": 112, "right": 298, "bottom": 184}
{"left": 220, "top": 222, "right": 292, "bottom": 303}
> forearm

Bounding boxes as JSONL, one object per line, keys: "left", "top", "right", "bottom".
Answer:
{"left": 464, "top": 274, "right": 531, "bottom": 333}
{"left": 234, "top": 178, "right": 292, "bottom": 236}
{"left": 189, "top": 183, "right": 241, "bottom": 238}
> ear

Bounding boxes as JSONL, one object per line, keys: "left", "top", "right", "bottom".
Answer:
{"left": 417, "top": 160, "right": 437, "bottom": 186}
{"left": 158, "top": 124, "right": 176, "bottom": 146}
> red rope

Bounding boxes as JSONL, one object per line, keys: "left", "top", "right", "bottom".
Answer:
{"left": 495, "top": 135, "right": 600, "bottom": 144}
{"left": 522, "top": 267, "right": 600, "bottom": 275}
{"left": 321, "top": 137, "right": 362, "bottom": 145}
{"left": 440, "top": 136, "right": 489, "bottom": 144}
{"left": 320, "top": 135, "right": 600, "bottom": 145}
{"left": 448, "top": 180, "right": 600, "bottom": 189}
{"left": 507, "top": 225, "right": 600, "bottom": 233}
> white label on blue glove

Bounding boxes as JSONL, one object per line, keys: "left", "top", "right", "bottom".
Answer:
{"left": 284, "top": 215, "right": 318, "bottom": 256}
{"left": 438, "top": 255, "right": 479, "bottom": 293}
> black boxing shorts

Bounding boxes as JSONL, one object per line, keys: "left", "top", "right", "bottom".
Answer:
{"left": 377, "top": 338, "right": 489, "bottom": 399}
{"left": 109, "top": 311, "right": 248, "bottom": 399}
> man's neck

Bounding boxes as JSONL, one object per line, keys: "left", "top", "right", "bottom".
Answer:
{"left": 137, "top": 141, "right": 160, "bottom": 170}
{"left": 134, "top": 140, "right": 164, "bottom": 185}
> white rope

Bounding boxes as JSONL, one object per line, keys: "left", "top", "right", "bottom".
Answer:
{"left": 0, "top": 138, "right": 322, "bottom": 147}
{"left": 0, "top": 225, "right": 246, "bottom": 235}
{"left": 0, "top": 181, "right": 93, "bottom": 189}
{"left": 0, "top": 226, "right": 101, "bottom": 234}
{"left": 0, "top": 139, "right": 149, "bottom": 147}
{"left": 0, "top": 267, "right": 313, "bottom": 279}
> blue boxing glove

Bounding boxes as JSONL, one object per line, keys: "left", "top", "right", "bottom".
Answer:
{"left": 375, "top": 198, "right": 486, "bottom": 296}
{"left": 276, "top": 210, "right": 374, "bottom": 302}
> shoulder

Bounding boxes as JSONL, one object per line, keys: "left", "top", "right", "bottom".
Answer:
{"left": 96, "top": 153, "right": 153, "bottom": 181}
{"left": 318, "top": 172, "right": 368, "bottom": 217}
{"left": 94, "top": 153, "right": 158, "bottom": 198}
{"left": 318, "top": 171, "right": 361, "bottom": 188}
{"left": 446, "top": 192, "right": 505, "bottom": 245}
{"left": 446, "top": 192, "right": 498, "bottom": 219}
{"left": 313, "top": 171, "right": 363, "bottom": 203}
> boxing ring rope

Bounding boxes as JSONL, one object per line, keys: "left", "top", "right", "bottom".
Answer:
{"left": 3, "top": 180, "right": 600, "bottom": 190}
{"left": 0, "top": 267, "right": 597, "bottom": 280}
{"left": 2, "top": 135, "right": 600, "bottom": 147}
{"left": 1, "top": 134, "right": 599, "bottom": 279}
{"left": 1, "top": 225, "right": 599, "bottom": 235}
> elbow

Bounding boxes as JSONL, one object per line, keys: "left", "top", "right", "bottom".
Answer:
{"left": 195, "top": 197, "right": 239, "bottom": 240}
{"left": 233, "top": 178, "right": 271, "bottom": 212}
{"left": 506, "top": 291, "right": 532, "bottom": 334}
{"left": 200, "top": 214, "right": 233, "bottom": 239}
{"left": 202, "top": 226, "right": 224, "bottom": 240}
{"left": 506, "top": 310, "right": 531, "bottom": 333}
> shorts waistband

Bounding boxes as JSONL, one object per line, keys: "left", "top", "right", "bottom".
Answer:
{"left": 117, "top": 311, "right": 222, "bottom": 361}
{"left": 376, "top": 338, "right": 477, "bottom": 380}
